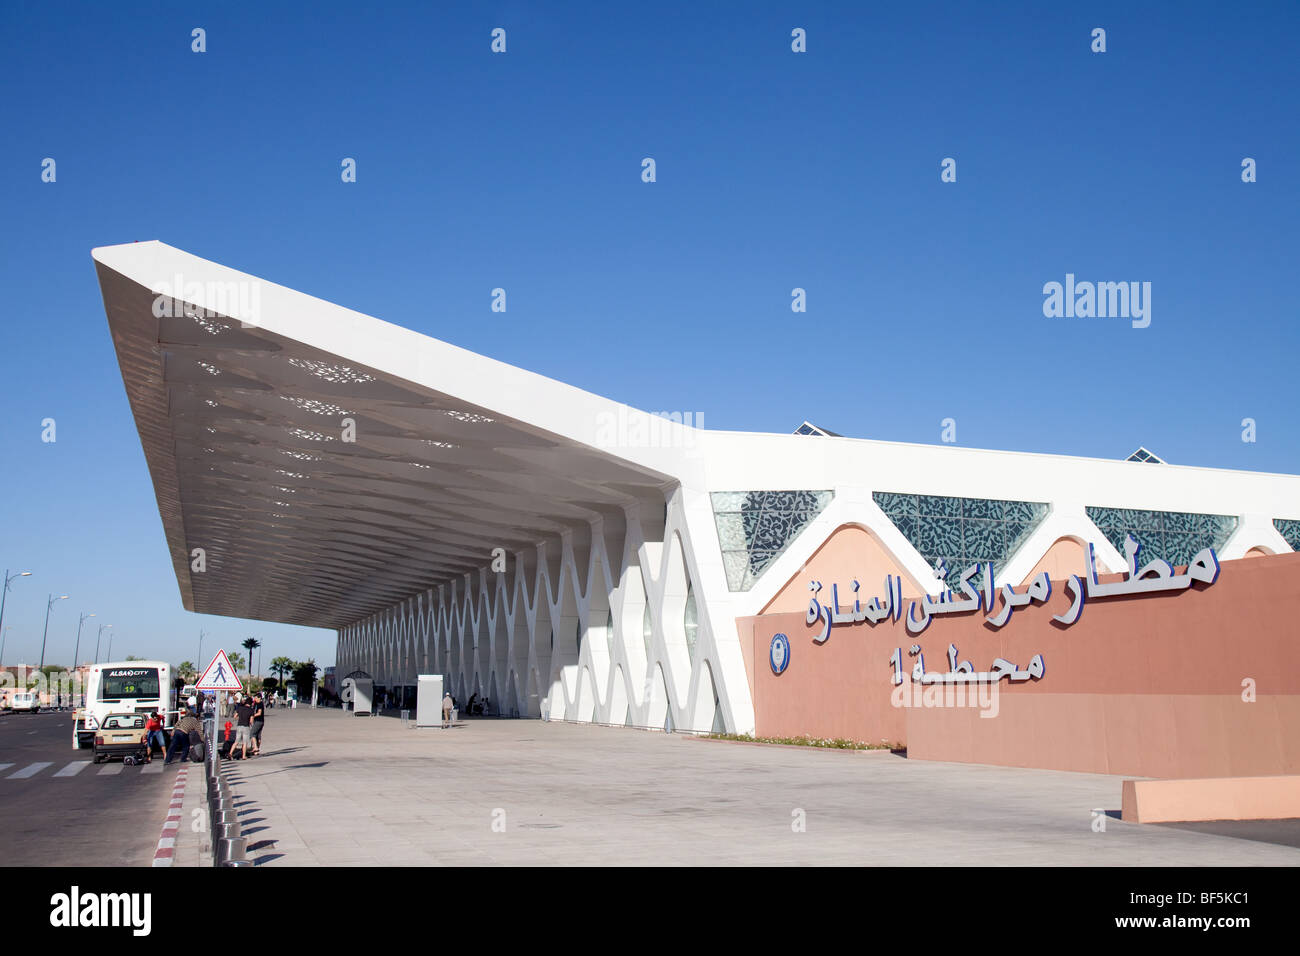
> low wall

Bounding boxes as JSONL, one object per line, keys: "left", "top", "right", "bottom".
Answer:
{"left": 1122, "top": 776, "right": 1300, "bottom": 822}
{"left": 744, "top": 553, "right": 1300, "bottom": 778}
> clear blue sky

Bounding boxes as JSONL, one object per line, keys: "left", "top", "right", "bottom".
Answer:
{"left": 0, "top": 1, "right": 1296, "bottom": 670}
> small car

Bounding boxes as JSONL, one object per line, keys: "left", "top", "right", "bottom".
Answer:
{"left": 92, "top": 713, "right": 148, "bottom": 764}
{"left": 11, "top": 692, "right": 41, "bottom": 713}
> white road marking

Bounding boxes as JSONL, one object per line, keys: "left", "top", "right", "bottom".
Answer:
{"left": 9, "top": 762, "right": 52, "bottom": 779}
{"left": 97, "top": 763, "right": 124, "bottom": 776}
{"left": 54, "top": 762, "right": 91, "bottom": 777}
{"left": 141, "top": 762, "right": 163, "bottom": 774}
{"left": 0, "top": 764, "right": 13, "bottom": 774}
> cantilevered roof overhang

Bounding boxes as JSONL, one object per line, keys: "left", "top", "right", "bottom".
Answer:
{"left": 92, "top": 241, "right": 686, "bottom": 629}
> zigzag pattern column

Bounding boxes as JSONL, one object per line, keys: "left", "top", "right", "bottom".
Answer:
{"left": 334, "top": 486, "right": 747, "bottom": 733}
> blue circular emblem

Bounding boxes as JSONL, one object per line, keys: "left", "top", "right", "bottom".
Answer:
{"left": 770, "top": 633, "right": 791, "bottom": 675}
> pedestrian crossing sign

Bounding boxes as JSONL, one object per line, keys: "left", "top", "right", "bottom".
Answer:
{"left": 196, "top": 650, "right": 243, "bottom": 691}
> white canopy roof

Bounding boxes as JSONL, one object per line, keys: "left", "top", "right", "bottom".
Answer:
{"left": 93, "top": 241, "right": 680, "bottom": 629}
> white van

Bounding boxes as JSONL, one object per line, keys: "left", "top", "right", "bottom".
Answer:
{"left": 11, "top": 692, "right": 40, "bottom": 713}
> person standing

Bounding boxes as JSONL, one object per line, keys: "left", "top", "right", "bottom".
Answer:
{"left": 251, "top": 693, "right": 265, "bottom": 755}
{"left": 442, "top": 691, "right": 453, "bottom": 728}
{"left": 232, "top": 695, "right": 255, "bottom": 759}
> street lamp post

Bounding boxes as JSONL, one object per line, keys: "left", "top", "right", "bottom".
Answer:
{"left": 199, "top": 628, "right": 206, "bottom": 668}
{"left": 107, "top": 632, "right": 116, "bottom": 661}
{"left": 94, "top": 624, "right": 111, "bottom": 664}
{"left": 39, "top": 594, "right": 68, "bottom": 708}
{"left": 70, "top": 611, "right": 95, "bottom": 708}
{"left": 0, "top": 570, "right": 33, "bottom": 667}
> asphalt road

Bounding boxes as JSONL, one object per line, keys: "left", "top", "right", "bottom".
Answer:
{"left": 0, "top": 710, "right": 181, "bottom": 866}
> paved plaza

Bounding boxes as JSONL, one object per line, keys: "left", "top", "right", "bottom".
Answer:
{"left": 213, "top": 708, "right": 1300, "bottom": 866}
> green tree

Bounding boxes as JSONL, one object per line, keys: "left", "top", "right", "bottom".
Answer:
{"left": 125, "top": 655, "right": 143, "bottom": 661}
{"left": 241, "top": 638, "right": 261, "bottom": 676}
{"left": 270, "top": 655, "right": 295, "bottom": 687}
{"left": 177, "top": 661, "right": 197, "bottom": 683}
{"left": 227, "top": 652, "right": 246, "bottom": 672}
{"left": 291, "top": 659, "right": 319, "bottom": 699}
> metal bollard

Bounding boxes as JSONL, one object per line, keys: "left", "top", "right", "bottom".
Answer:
{"left": 217, "top": 835, "right": 250, "bottom": 866}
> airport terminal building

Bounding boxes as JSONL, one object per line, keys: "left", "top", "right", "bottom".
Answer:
{"left": 95, "top": 242, "right": 1300, "bottom": 778}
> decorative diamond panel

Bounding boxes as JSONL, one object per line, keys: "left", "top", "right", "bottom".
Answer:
{"left": 1274, "top": 519, "right": 1300, "bottom": 551}
{"left": 1086, "top": 507, "right": 1238, "bottom": 566}
{"left": 711, "top": 490, "right": 833, "bottom": 591}
{"left": 874, "top": 491, "right": 1049, "bottom": 591}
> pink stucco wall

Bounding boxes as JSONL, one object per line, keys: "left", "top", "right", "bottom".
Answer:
{"left": 742, "top": 526, "right": 1300, "bottom": 778}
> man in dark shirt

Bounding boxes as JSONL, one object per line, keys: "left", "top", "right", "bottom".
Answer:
{"left": 250, "top": 693, "right": 265, "bottom": 755}
{"left": 233, "top": 696, "right": 256, "bottom": 759}
{"left": 164, "top": 707, "right": 203, "bottom": 764}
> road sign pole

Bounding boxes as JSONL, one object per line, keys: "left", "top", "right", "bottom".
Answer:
{"left": 212, "top": 689, "right": 220, "bottom": 781}
{"left": 197, "top": 649, "right": 243, "bottom": 791}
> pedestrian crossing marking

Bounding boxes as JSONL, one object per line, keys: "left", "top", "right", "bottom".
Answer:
{"left": 0, "top": 758, "right": 182, "bottom": 779}
{"left": 8, "top": 762, "right": 52, "bottom": 779}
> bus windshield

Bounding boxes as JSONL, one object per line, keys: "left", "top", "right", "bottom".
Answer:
{"left": 100, "top": 668, "right": 160, "bottom": 699}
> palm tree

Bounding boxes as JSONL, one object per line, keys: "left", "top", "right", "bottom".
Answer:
{"left": 241, "top": 638, "right": 261, "bottom": 677}
{"left": 228, "top": 652, "right": 246, "bottom": 673}
{"left": 270, "top": 656, "right": 296, "bottom": 688}
{"left": 177, "top": 661, "right": 197, "bottom": 683}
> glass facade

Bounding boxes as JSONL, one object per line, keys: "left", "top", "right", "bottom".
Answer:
{"left": 711, "top": 490, "right": 834, "bottom": 591}
{"left": 873, "top": 492, "right": 1049, "bottom": 590}
{"left": 1272, "top": 519, "right": 1300, "bottom": 551}
{"left": 1086, "top": 507, "right": 1237, "bottom": 567}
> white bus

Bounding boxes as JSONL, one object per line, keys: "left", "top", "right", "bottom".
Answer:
{"left": 72, "top": 661, "right": 173, "bottom": 750}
